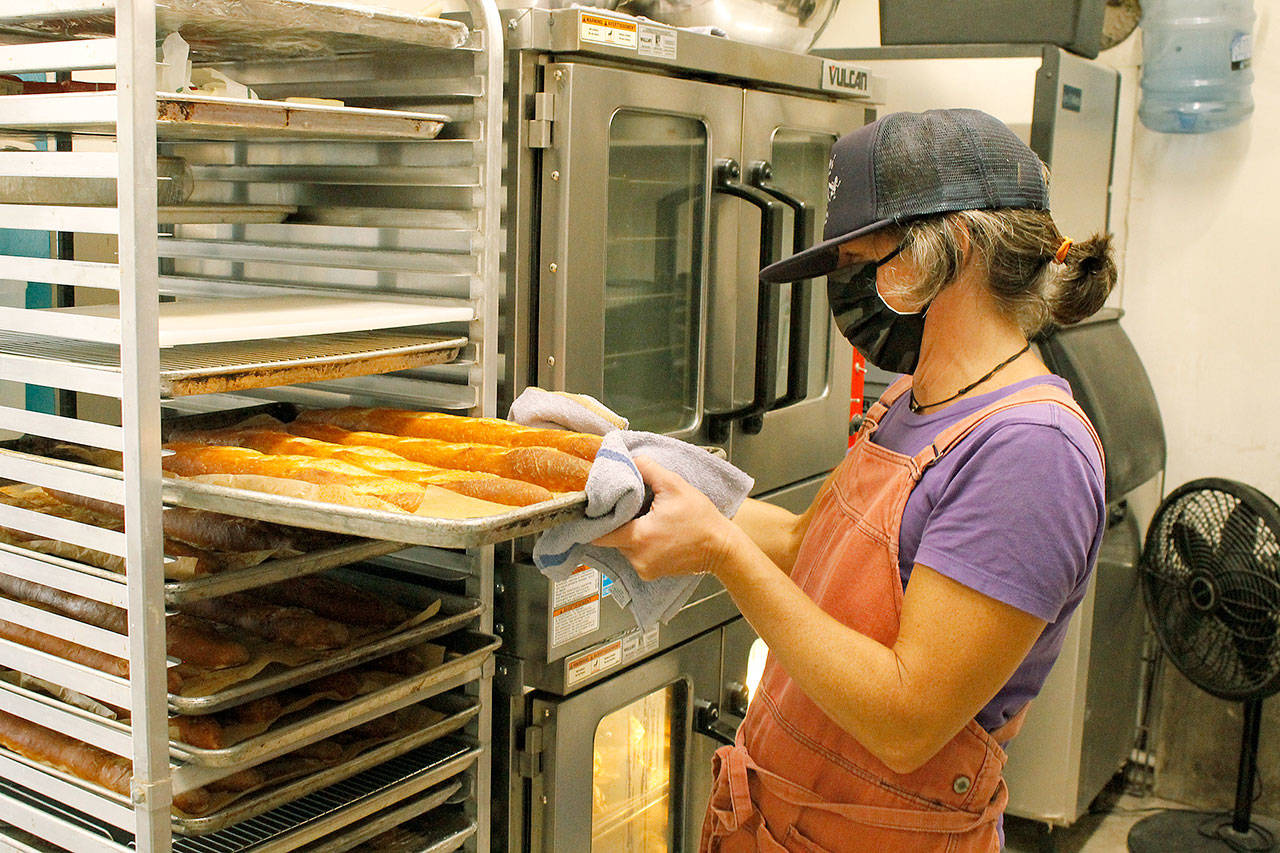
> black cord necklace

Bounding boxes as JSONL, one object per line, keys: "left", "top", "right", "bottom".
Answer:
{"left": 909, "top": 342, "right": 1031, "bottom": 414}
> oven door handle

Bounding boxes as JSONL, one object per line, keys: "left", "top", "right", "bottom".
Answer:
{"left": 705, "top": 158, "right": 785, "bottom": 444}
{"left": 694, "top": 699, "right": 740, "bottom": 747}
{"left": 748, "top": 160, "right": 814, "bottom": 410}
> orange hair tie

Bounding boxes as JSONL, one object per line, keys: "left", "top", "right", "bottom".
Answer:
{"left": 1054, "top": 238, "right": 1073, "bottom": 264}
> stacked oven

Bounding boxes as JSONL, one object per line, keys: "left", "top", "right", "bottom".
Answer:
{"left": 492, "top": 12, "right": 877, "bottom": 851}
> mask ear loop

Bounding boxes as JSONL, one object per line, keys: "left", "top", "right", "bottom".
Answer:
{"left": 873, "top": 236, "right": 922, "bottom": 317}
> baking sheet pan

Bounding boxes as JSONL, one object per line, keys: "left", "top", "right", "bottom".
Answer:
{"left": 175, "top": 741, "right": 479, "bottom": 850}
{"left": 0, "top": 0, "right": 470, "bottom": 61}
{"left": 296, "top": 799, "right": 475, "bottom": 853}
{"left": 169, "top": 598, "right": 486, "bottom": 715}
{"left": 172, "top": 697, "right": 479, "bottom": 834}
{"left": 163, "top": 538, "right": 409, "bottom": 605}
{"left": 0, "top": 93, "right": 451, "bottom": 141}
{"left": 168, "top": 478, "right": 589, "bottom": 550}
{"left": 0, "top": 328, "right": 466, "bottom": 398}
{"left": 0, "top": 735, "right": 478, "bottom": 845}
{"left": 52, "top": 297, "right": 474, "bottom": 348}
{"left": 155, "top": 204, "right": 298, "bottom": 224}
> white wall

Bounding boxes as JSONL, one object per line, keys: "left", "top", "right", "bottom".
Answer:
{"left": 1120, "top": 7, "right": 1278, "bottom": 499}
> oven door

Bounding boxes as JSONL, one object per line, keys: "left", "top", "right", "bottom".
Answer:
{"left": 727, "top": 92, "right": 869, "bottom": 493}
{"left": 526, "top": 628, "right": 725, "bottom": 853}
{"left": 536, "top": 61, "right": 744, "bottom": 443}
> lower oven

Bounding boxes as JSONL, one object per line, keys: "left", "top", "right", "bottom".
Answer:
{"left": 496, "top": 615, "right": 761, "bottom": 853}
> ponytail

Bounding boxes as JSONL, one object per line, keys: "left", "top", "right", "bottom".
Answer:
{"left": 1047, "top": 233, "right": 1116, "bottom": 327}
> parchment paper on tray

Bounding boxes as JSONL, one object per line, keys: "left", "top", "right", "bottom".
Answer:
{"left": 172, "top": 598, "right": 442, "bottom": 698}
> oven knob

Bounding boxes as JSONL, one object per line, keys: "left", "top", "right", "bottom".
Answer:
{"left": 726, "top": 681, "right": 751, "bottom": 718}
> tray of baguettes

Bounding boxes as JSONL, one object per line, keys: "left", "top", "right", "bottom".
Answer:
{"left": 14, "top": 404, "right": 594, "bottom": 550}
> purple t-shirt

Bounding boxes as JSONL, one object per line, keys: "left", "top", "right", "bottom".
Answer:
{"left": 869, "top": 375, "right": 1106, "bottom": 732}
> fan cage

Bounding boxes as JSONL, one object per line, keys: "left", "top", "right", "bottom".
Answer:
{"left": 1141, "top": 477, "right": 1280, "bottom": 702}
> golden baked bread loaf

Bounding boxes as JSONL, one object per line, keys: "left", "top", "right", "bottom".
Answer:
{"left": 162, "top": 442, "right": 512, "bottom": 518}
{"left": 288, "top": 421, "right": 591, "bottom": 492}
{"left": 295, "top": 406, "right": 603, "bottom": 461}
{"left": 171, "top": 427, "right": 555, "bottom": 507}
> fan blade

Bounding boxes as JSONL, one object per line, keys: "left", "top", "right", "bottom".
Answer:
{"left": 1217, "top": 500, "right": 1261, "bottom": 562}
{"left": 1172, "top": 518, "right": 1215, "bottom": 571}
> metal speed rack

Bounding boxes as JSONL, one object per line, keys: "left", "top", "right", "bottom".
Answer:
{"left": 0, "top": 0, "right": 506, "bottom": 850}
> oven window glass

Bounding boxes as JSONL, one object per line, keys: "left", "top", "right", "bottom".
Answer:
{"left": 603, "top": 111, "right": 706, "bottom": 435}
{"left": 591, "top": 684, "right": 678, "bottom": 852}
{"left": 770, "top": 129, "right": 837, "bottom": 400}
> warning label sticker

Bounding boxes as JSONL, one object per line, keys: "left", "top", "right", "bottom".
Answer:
{"left": 565, "top": 625, "right": 661, "bottom": 688}
{"left": 580, "top": 13, "right": 638, "bottom": 50}
{"left": 566, "top": 639, "right": 623, "bottom": 688}
{"left": 551, "top": 565, "right": 601, "bottom": 647}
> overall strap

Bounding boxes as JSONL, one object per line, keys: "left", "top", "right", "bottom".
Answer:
{"left": 909, "top": 383, "right": 1106, "bottom": 481}
{"left": 862, "top": 375, "right": 915, "bottom": 431}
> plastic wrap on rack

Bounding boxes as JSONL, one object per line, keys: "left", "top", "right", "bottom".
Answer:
{"left": 0, "top": 1, "right": 471, "bottom": 60}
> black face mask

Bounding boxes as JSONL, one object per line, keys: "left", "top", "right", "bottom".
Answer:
{"left": 826, "top": 240, "right": 926, "bottom": 375}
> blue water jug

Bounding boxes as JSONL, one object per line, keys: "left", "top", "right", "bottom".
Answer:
{"left": 1139, "top": 0, "right": 1255, "bottom": 133}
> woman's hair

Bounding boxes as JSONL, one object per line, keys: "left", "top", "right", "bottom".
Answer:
{"left": 882, "top": 208, "right": 1116, "bottom": 336}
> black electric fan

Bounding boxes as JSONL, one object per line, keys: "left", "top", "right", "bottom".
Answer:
{"left": 1129, "top": 478, "right": 1280, "bottom": 852}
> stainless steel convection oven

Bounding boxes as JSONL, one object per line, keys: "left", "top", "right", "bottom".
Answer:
{"left": 493, "top": 13, "right": 877, "bottom": 852}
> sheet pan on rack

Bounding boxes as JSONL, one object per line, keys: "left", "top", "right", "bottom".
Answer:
{"left": 0, "top": 0, "right": 471, "bottom": 59}
{"left": 170, "top": 595, "right": 488, "bottom": 715}
{"left": 0, "top": 739, "right": 480, "bottom": 848}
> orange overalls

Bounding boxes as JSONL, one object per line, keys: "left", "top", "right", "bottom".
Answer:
{"left": 701, "top": 376, "right": 1103, "bottom": 852}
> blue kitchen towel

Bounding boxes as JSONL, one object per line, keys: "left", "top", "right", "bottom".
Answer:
{"left": 532, "top": 430, "right": 754, "bottom": 629}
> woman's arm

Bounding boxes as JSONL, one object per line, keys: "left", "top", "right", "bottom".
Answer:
{"left": 729, "top": 498, "right": 805, "bottom": 574}
{"left": 596, "top": 456, "right": 1046, "bottom": 774}
{"left": 730, "top": 464, "right": 838, "bottom": 574}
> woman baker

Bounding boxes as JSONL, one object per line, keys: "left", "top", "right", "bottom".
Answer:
{"left": 596, "top": 108, "right": 1113, "bottom": 851}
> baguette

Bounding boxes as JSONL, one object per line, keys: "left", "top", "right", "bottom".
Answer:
{"left": 173, "top": 427, "right": 555, "bottom": 508}
{"left": 43, "top": 490, "right": 299, "bottom": 554}
{"left": 295, "top": 406, "right": 604, "bottom": 461}
{"left": 225, "top": 694, "right": 285, "bottom": 726}
{"left": 163, "top": 443, "right": 428, "bottom": 513}
{"left": 256, "top": 575, "right": 408, "bottom": 628}
{"left": 0, "top": 617, "right": 183, "bottom": 693}
{"left": 0, "top": 710, "right": 211, "bottom": 814}
{"left": 0, "top": 575, "right": 250, "bottom": 669}
{"left": 43, "top": 487, "right": 342, "bottom": 555}
{"left": 288, "top": 422, "right": 590, "bottom": 492}
{"left": 170, "top": 714, "right": 226, "bottom": 750}
{"left": 177, "top": 595, "right": 350, "bottom": 651}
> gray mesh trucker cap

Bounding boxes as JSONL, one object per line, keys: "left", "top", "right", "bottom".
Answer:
{"left": 760, "top": 108, "right": 1050, "bottom": 283}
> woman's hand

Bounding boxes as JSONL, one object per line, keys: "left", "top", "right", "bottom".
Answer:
{"left": 593, "top": 455, "right": 746, "bottom": 581}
